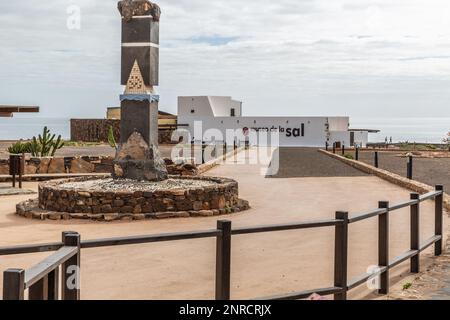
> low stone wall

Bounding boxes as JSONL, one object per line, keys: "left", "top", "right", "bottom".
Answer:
{"left": 70, "top": 119, "right": 176, "bottom": 144}
{"left": 70, "top": 119, "right": 121, "bottom": 143}
{"left": 0, "top": 159, "right": 8, "bottom": 175}
{"left": 0, "top": 156, "right": 198, "bottom": 177}
{"left": 319, "top": 149, "right": 450, "bottom": 211}
{"left": 16, "top": 176, "right": 250, "bottom": 221}
{"left": 0, "top": 156, "right": 113, "bottom": 175}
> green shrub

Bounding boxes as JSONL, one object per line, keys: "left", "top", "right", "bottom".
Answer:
{"left": 402, "top": 283, "right": 412, "bottom": 291}
{"left": 108, "top": 125, "right": 118, "bottom": 150}
{"left": 344, "top": 154, "right": 354, "bottom": 160}
{"left": 7, "top": 141, "right": 31, "bottom": 154}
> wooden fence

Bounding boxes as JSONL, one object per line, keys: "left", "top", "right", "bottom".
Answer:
{"left": 1, "top": 186, "right": 444, "bottom": 300}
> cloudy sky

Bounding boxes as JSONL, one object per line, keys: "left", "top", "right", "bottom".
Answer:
{"left": 1, "top": 0, "right": 450, "bottom": 119}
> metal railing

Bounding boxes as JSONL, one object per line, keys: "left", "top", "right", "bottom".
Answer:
{"left": 1, "top": 185, "right": 444, "bottom": 300}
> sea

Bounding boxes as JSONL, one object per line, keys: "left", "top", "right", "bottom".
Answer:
{"left": 0, "top": 117, "right": 448, "bottom": 144}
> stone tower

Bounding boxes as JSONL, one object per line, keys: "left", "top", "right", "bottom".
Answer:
{"left": 114, "top": 0, "right": 168, "bottom": 181}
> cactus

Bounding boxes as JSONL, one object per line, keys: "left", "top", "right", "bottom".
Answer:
{"left": 38, "top": 126, "right": 55, "bottom": 156}
{"left": 108, "top": 125, "right": 118, "bottom": 150}
{"left": 50, "top": 135, "right": 64, "bottom": 156}
{"left": 28, "top": 127, "right": 64, "bottom": 157}
{"left": 29, "top": 136, "right": 42, "bottom": 157}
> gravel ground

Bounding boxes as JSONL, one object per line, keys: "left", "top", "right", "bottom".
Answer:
{"left": 358, "top": 151, "right": 450, "bottom": 191}
{"left": 58, "top": 178, "right": 218, "bottom": 192}
{"left": 269, "top": 147, "right": 369, "bottom": 178}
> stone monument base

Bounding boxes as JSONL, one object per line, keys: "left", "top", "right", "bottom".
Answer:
{"left": 16, "top": 175, "right": 250, "bottom": 221}
{"left": 113, "top": 131, "right": 168, "bottom": 181}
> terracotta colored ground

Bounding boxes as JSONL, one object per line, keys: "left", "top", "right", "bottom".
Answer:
{"left": 0, "top": 148, "right": 447, "bottom": 300}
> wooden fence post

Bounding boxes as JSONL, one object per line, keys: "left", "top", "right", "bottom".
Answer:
{"left": 333, "top": 143, "right": 336, "bottom": 154}
{"left": 355, "top": 148, "right": 359, "bottom": 161}
{"left": 29, "top": 276, "right": 49, "bottom": 300}
{"left": 378, "top": 201, "right": 390, "bottom": 295}
{"left": 334, "top": 211, "right": 349, "bottom": 300}
{"left": 3, "top": 269, "right": 25, "bottom": 300}
{"left": 216, "top": 220, "right": 232, "bottom": 300}
{"left": 47, "top": 267, "right": 60, "bottom": 300}
{"left": 342, "top": 145, "right": 345, "bottom": 156}
{"left": 62, "top": 232, "right": 81, "bottom": 300}
{"left": 410, "top": 193, "right": 420, "bottom": 273}
{"left": 435, "top": 185, "right": 444, "bottom": 256}
{"left": 374, "top": 152, "right": 379, "bottom": 168}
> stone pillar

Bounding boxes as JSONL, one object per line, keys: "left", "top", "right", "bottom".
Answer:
{"left": 121, "top": 16, "right": 159, "bottom": 89}
{"left": 114, "top": 12, "right": 168, "bottom": 181}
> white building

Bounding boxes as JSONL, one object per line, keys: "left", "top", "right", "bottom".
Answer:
{"left": 177, "top": 96, "right": 377, "bottom": 148}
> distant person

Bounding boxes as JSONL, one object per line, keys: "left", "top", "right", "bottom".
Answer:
{"left": 389, "top": 137, "right": 393, "bottom": 144}
{"left": 385, "top": 137, "right": 388, "bottom": 144}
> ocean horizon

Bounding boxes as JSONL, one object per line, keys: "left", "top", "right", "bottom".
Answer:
{"left": 0, "top": 116, "right": 448, "bottom": 144}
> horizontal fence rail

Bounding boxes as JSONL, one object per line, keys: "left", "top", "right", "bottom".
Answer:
{"left": 3, "top": 232, "right": 81, "bottom": 300}
{"left": 1, "top": 186, "right": 445, "bottom": 300}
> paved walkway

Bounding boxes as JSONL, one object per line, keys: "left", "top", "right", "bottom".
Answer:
{"left": 0, "top": 148, "right": 446, "bottom": 300}
{"left": 269, "top": 148, "right": 368, "bottom": 178}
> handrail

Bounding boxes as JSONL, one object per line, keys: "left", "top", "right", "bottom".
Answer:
{"left": 348, "top": 234, "right": 443, "bottom": 290}
{"left": 0, "top": 188, "right": 441, "bottom": 256}
{"left": 419, "top": 235, "right": 442, "bottom": 252}
{"left": 389, "top": 200, "right": 418, "bottom": 211}
{"left": 347, "top": 266, "right": 388, "bottom": 291}
{"left": 348, "top": 208, "right": 387, "bottom": 224}
{"left": 24, "top": 246, "right": 78, "bottom": 289}
{"left": 81, "top": 229, "right": 221, "bottom": 249}
{"left": 1, "top": 184, "right": 444, "bottom": 301}
{"left": 420, "top": 190, "right": 443, "bottom": 201}
{"left": 255, "top": 287, "right": 343, "bottom": 301}
{"left": 232, "top": 219, "right": 342, "bottom": 235}
{"left": 0, "top": 242, "right": 63, "bottom": 256}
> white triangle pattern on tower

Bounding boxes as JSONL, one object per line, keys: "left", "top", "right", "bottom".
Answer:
{"left": 125, "top": 60, "right": 148, "bottom": 94}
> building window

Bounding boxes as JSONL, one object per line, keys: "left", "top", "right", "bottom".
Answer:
{"left": 230, "top": 108, "right": 236, "bottom": 117}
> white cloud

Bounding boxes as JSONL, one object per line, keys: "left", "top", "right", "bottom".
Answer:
{"left": 0, "top": 0, "right": 450, "bottom": 118}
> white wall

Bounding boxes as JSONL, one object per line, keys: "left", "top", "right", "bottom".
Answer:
{"left": 176, "top": 97, "right": 369, "bottom": 147}
{"left": 230, "top": 99, "right": 243, "bottom": 116}
{"left": 178, "top": 116, "right": 353, "bottom": 147}
{"left": 178, "top": 96, "right": 242, "bottom": 118}
{"left": 329, "top": 131, "right": 351, "bottom": 147}
{"left": 351, "top": 131, "right": 369, "bottom": 148}
{"left": 178, "top": 96, "right": 215, "bottom": 117}
{"left": 328, "top": 117, "right": 349, "bottom": 131}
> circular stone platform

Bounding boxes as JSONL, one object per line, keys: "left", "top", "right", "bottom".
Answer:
{"left": 16, "top": 176, "right": 250, "bottom": 221}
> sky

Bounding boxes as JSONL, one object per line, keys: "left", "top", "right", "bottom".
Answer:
{"left": 1, "top": 0, "right": 450, "bottom": 119}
